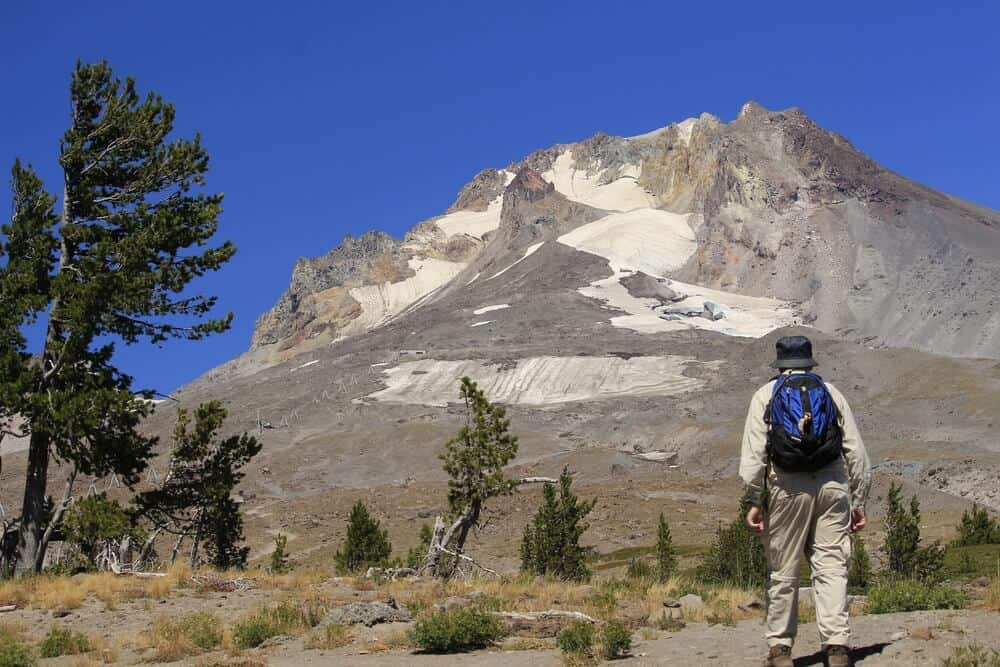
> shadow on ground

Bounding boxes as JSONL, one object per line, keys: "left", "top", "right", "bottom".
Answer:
{"left": 794, "top": 642, "right": 890, "bottom": 666}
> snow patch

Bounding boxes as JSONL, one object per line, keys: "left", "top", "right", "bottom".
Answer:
{"left": 343, "top": 257, "right": 466, "bottom": 335}
{"left": 433, "top": 170, "right": 514, "bottom": 239}
{"left": 291, "top": 360, "right": 319, "bottom": 372}
{"left": 542, "top": 151, "right": 655, "bottom": 212}
{"left": 473, "top": 304, "right": 510, "bottom": 315}
{"left": 368, "top": 356, "right": 706, "bottom": 407}
{"left": 465, "top": 272, "right": 481, "bottom": 285}
{"left": 486, "top": 242, "right": 544, "bottom": 280}
{"left": 470, "top": 320, "right": 493, "bottom": 328}
{"left": 581, "top": 271, "right": 796, "bottom": 338}
{"left": 557, "top": 209, "right": 696, "bottom": 275}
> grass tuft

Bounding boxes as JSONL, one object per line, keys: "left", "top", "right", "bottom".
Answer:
{"left": 141, "top": 612, "right": 223, "bottom": 662}
{"left": 38, "top": 625, "right": 91, "bottom": 658}
{"left": 866, "top": 578, "right": 966, "bottom": 614}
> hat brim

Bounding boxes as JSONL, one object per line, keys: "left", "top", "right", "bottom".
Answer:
{"left": 770, "top": 357, "right": 818, "bottom": 369}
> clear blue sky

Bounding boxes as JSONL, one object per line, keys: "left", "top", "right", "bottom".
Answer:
{"left": 3, "top": 1, "right": 998, "bottom": 393}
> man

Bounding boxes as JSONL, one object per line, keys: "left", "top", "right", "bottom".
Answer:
{"left": 739, "top": 335, "right": 871, "bottom": 667}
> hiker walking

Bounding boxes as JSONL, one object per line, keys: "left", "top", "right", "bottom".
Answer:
{"left": 740, "top": 336, "right": 871, "bottom": 667}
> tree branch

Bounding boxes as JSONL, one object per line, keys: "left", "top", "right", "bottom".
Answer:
{"left": 35, "top": 467, "right": 77, "bottom": 571}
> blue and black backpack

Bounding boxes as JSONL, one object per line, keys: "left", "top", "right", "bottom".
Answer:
{"left": 765, "top": 373, "right": 843, "bottom": 472}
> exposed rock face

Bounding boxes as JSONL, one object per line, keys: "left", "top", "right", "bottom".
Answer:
{"left": 447, "top": 168, "right": 508, "bottom": 212}
{"left": 251, "top": 231, "right": 403, "bottom": 348}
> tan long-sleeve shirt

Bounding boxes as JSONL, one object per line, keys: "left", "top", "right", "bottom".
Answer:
{"left": 739, "top": 372, "right": 871, "bottom": 509}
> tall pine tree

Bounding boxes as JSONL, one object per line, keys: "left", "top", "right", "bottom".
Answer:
{"left": 655, "top": 512, "right": 678, "bottom": 583}
{"left": 133, "top": 401, "right": 260, "bottom": 569}
{"left": 0, "top": 61, "right": 235, "bottom": 576}
{"left": 335, "top": 501, "right": 391, "bottom": 574}
{"left": 520, "top": 468, "right": 595, "bottom": 582}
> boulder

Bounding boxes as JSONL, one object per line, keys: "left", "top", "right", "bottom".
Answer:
{"left": 328, "top": 598, "right": 413, "bottom": 626}
{"left": 619, "top": 272, "right": 680, "bottom": 303}
{"left": 664, "top": 306, "right": 704, "bottom": 317}
{"left": 702, "top": 301, "right": 725, "bottom": 320}
{"left": 678, "top": 593, "right": 704, "bottom": 610}
{"left": 492, "top": 610, "right": 596, "bottom": 638}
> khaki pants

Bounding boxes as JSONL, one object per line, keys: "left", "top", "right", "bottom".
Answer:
{"left": 764, "top": 460, "right": 851, "bottom": 648}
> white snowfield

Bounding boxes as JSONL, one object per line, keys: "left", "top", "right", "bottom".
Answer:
{"left": 543, "top": 152, "right": 655, "bottom": 212}
{"left": 433, "top": 170, "right": 515, "bottom": 240}
{"left": 486, "top": 242, "right": 544, "bottom": 280}
{"left": 368, "top": 356, "right": 706, "bottom": 407}
{"left": 473, "top": 304, "right": 510, "bottom": 315}
{"left": 581, "top": 271, "right": 796, "bottom": 338}
{"left": 556, "top": 209, "right": 697, "bottom": 275}
{"left": 343, "top": 257, "right": 466, "bottom": 336}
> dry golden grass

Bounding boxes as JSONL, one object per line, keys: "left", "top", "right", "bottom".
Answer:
{"left": 137, "top": 612, "right": 224, "bottom": 662}
{"left": 0, "top": 563, "right": 192, "bottom": 611}
{"left": 304, "top": 623, "right": 353, "bottom": 650}
{"left": 254, "top": 568, "right": 329, "bottom": 592}
{"left": 985, "top": 577, "right": 1000, "bottom": 612}
{"left": 638, "top": 578, "right": 761, "bottom": 624}
{"left": 505, "top": 637, "right": 554, "bottom": 651}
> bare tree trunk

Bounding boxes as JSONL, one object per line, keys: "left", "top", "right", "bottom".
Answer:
{"left": 188, "top": 512, "right": 204, "bottom": 569}
{"left": 420, "top": 501, "right": 480, "bottom": 579}
{"left": 35, "top": 468, "right": 77, "bottom": 572}
{"left": 14, "top": 430, "right": 51, "bottom": 577}
{"left": 170, "top": 532, "right": 186, "bottom": 565}
{"left": 137, "top": 526, "right": 165, "bottom": 570}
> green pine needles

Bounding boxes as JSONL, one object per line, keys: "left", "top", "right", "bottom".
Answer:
{"left": 520, "top": 468, "right": 596, "bottom": 582}
{"left": 335, "top": 501, "right": 391, "bottom": 574}
{"left": 1, "top": 60, "right": 236, "bottom": 576}
{"left": 655, "top": 512, "right": 678, "bottom": 582}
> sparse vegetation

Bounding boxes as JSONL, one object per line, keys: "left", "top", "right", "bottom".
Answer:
{"left": 406, "top": 523, "right": 434, "bottom": 569}
{"left": 954, "top": 504, "right": 1000, "bottom": 547}
{"left": 304, "top": 623, "right": 352, "bottom": 650}
{"left": 625, "top": 557, "right": 653, "bottom": 580}
{"left": 334, "top": 501, "right": 392, "bottom": 574}
{"left": 0, "top": 625, "right": 34, "bottom": 667}
{"left": 231, "top": 602, "right": 325, "bottom": 649}
{"left": 410, "top": 607, "right": 507, "bottom": 653}
{"left": 941, "top": 643, "right": 1000, "bottom": 667}
{"left": 62, "top": 493, "right": 140, "bottom": 571}
{"left": 848, "top": 534, "right": 872, "bottom": 591}
{"left": 696, "top": 501, "right": 766, "bottom": 588}
{"left": 143, "top": 612, "right": 223, "bottom": 662}
{"left": 557, "top": 620, "right": 596, "bottom": 658}
{"left": 520, "top": 468, "right": 596, "bottom": 582}
{"left": 599, "top": 620, "right": 632, "bottom": 660}
{"left": 38, "top": 625, "right": 91, "bottom": 658}
{"left": 866, "top": 577, "right": 966, "bottom": 614}
{"left": 882, "top": 482, "right": 944, "bottom": 583}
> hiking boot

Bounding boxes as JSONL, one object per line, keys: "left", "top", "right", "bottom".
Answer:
{"left": 765, "top": 644, "right": 793, "bottom": 667}
{"left": 826, "top": 644, "right": 853, "bottom": 667}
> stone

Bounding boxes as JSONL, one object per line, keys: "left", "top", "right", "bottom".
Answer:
{"left": 328, "top": 598, "right": 413, "bottom": 626}
{"left": 493, "top": 610, "right": 596, "bottom": 638}
{"left": 909, "top": 626, "right": 935, "bottom": 641}
{"left": 702, "top": 301, "right": 725, "bottom": 320}
{"left": 665, "top": 306, "right": 704, "bottom": 317}
{"left": 663, "top": 598, "right": 682, "bottom": 608}
{"left": 889, "top": 630, "right": 907, "bottom": 642}
{"left": 435, "top": 596, "right": 472, "bottom": 612}
{"left": 737, "top": 596, "right": 764, "bottom": 611}
{"left": 661, "top": 606, "right": 684, "bottom": 621}
{"left": 259, "top": 634, "right": 294, "bottom": 648}
{"left": 678, "top": 594, "right": 704, "bottom": 610}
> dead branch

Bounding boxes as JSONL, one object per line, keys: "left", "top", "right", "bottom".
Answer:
{"left": 518, "top": 477, "right": 558, "bottom": 485}
{"left": 35, "top": 467, "right": 77, "bottom": 571}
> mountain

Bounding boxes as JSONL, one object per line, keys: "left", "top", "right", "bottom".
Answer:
{"left": 133, "top": 103, "right": 1000, "bottom": 565}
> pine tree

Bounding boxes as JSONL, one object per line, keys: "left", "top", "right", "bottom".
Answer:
{"left": 848, "top": 535, "right": 872, "bottom": 590}
{"left": 335, "top": 501, "right": 391, "bottom": 574}
{"left": 954, "top": 504, "right": 1000, "bottom": 546}
{"left": 655, "top": 512, "right": 678, "bottom": 583}
{"left": 422, "top": 377, "right": 519, "bottom": 577}
{"left": 270, "top": 534, "right": 291, "bottom": 574}
{"left": 882, "top": 481, "right": 944, "bottom": 582}
{"left": 133, "top": 401, "right": 260, "bottom": 569}
{"left": 696, "top": 501, "right": 767, "bottom": 588}
{"left": 520, "top": 468, "right": 596, "bottom": 582}
{"left": 63, "top": 493, "right": 139, "bottom": 569}
{"left": 1, "top": 61, "right": 235, "bottom": 576}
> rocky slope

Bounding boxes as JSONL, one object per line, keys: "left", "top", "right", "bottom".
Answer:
{"left": 250, "top": 102, "right": 1000, "bottom": 367}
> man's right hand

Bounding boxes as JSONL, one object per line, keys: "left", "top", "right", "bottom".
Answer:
{"left": 746, "top": 505, "right": 764, "bottom": 534}
{"left": 851, "top": 508, "right": 867, "bottom": 532}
